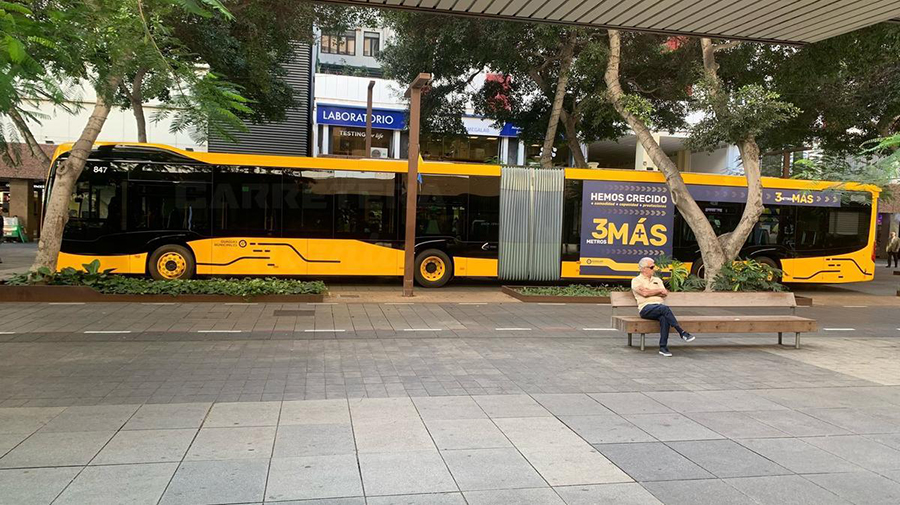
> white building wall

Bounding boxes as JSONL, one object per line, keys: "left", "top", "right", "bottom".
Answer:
{"left": 690, "top": 145, "right": 741, "bottom": 173}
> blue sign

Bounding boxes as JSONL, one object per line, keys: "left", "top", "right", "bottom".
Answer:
{"left": 317, "top": 104, "right": 406, "bottom": 130}
{"left": 580, "top": 181, "right": 675, "bottom": 276}
{"left": 499, "top": 123, "right": 522, "bottom": 137}
{"left": 688, "top": 185, "right": 841, "bottom": 207}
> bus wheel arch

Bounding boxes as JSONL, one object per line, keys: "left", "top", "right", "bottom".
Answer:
{"left": 148, "top": 244, "right": 196, "bottom": 280}
{"left": 414, "top": 249, "right": 453, "bottom": 288}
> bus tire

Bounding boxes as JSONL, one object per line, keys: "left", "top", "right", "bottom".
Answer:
{"left": 414, "top": 249, "right": 453, "bottom": 288}
{"left": 149, "top": 244, "right": 195, "bottom": 280}
{"left": 690, "top": 258, "right": 706, "bottom": 279}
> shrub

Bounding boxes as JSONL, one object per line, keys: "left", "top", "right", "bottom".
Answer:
{"left": 518, "top": 284, "right": 619, "bottom": 297}
{"left": 655, "top": 255, "right": 705, "bottom": 292}
{"left": 4, "top": 260, "right": 326, "bottom": 297}
{"left": 712, "top": 258, "right": 784, "bottom": 292}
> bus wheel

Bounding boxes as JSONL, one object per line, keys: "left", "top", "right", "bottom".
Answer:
{"left": 415, "top": 249, "right": 453, "bottom": 288}
{"left": 755, "top": 256, "right": 782, "bottom": 282}
{"left": 690, "top": 258, "right": 706, "bottom": 279}
{"left": 149, "top": 245, "right": 195, "bottom": 280}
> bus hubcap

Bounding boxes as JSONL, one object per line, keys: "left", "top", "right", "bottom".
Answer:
{"left": 158, "top": 253, "right": 186, "bottom": 279}
{"left": 420, "top": 257, "right": 445, "bottom": 282}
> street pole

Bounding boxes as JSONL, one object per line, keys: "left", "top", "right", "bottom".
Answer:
{"left": 366, "top": 80, "right": 375, "bottom": 156}
{"left": 403, "top": 73, "right": 432, "bottom": 297}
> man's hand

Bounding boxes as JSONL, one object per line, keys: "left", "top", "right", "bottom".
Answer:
{"left": 660, "top": 287, "right": 669, "bottom": 297}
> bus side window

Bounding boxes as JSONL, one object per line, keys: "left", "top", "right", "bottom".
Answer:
{"left": 213, "top": 166, "right": 281, "bottom": 237}
{"left": 283, "top": 170, "right": 334, "bottom": 238}
{"left": 333, "top": 171, "right": 397, "bottom": 240}
{"left": 417, "top": 174, "right": 467, "bottom": 240}
{"left": 468, "top": 175, "right": 500, "bottom": 243}
{"left": 65, "top": 161, "right": 128, "bottom": 240}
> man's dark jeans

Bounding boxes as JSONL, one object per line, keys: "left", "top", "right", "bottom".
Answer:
{"left": 639, "top": 303, "right": 685, "bottom": 349}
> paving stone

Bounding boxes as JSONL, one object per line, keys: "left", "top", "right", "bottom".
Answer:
{"left": 666, "top": 440, "right": 790, "bottom": 478}
{"left": 0, "top": 430, "right": 115, "bottom": 468}
{"left": 350, "top": 397, "right": 419, "bottom": 419}
{"left": 644, "top": 392, "right": 732, "bottom": 413}
{"left": 0, "top": 433, "right": 30, "bottom": 457}
{"left": 441, "top": 448, "right": 546, "bottom": 491}
{"left": 685, "top": 411, "right": 788, "bottom": 439}
{"left": 464, "top": 488, "right": 565, "bottom": 505}
{"left": 54, "top": 462, "right": 178, "bottom": 505}
{"left": 519, "top": 445, "right": 632, "bottom": 486}
{"left": 160, "top": 459, "right": 269, "bottom": 505}
{"left": 265, "top": 454, "right": 363, "bottom": 502}
{"left": 280, "top": 399, "right": 350, "bottom": 425}
{"left": 0, "top": 407, "right": 65, "bottom": 434}
{"left": 594, "top": 443, "right": 713, "bottom": 482}
{"left": 202, "top": 401, "right": 281, "bottom": 427}
{"left": 359, "top": 450, "right": 458, "bottom": 495}
{"left": 736, "top": 438, "right": 862, "bottom": 474}
{"left": 123, "top": 403, "right": 211, "bottom": 430}
{"left": 724, "top": 475, "right": 851, "bottom": 505}
{"left": 801, "top": 407, "right": 900, "bottom": 434}
{"left": 0, "top": 467, "right": 80, "bottom": 505}
{"left": 185, "top": 426, "right": 275, "bottom": 461}
{"left": 473, "top": 395, "right": 552, "bottom": 418}
{"left": 264, "top": 499, "right": 364, "bottom": 505}
{"left": 559, "top": 415, "right": 655, "bottom": 444}
{"left": 866, "top": 433, "right": 900, "bottom": 451}
{"left": 353, "top": 417, "right": 435, "bottom": 453}
{"left": 367, "top": 492, "right": 467, "bottom": 505}
{"left": 273, "top": 424, "right": 356, "bottom": 457}
{"left": 804, "top": 471, "right": 900, "bottom": 505}
{"left": 494, "top": 417, "right": 588, "bottom": 448}
{"left": 413, "top": 396, "right": 488, "bottom": 420}
{"left": 623, "top": 413, "right": 725, "bottom": 442}
{"left": 532, "top": 394, "right": 612, "bottom": 416}
{"left": 39, "top": 405, "right": 138, "bottom": 432}
{"left": 744, "top": 410, "right": 850, "bottom": 437}
{"left": 801, "top": 435, "right": 900, "bottom": 471}
{"left": 554, "top": 483, "right": 663, "bottom": 505}
{"left": 424, "top": 418, "right": 512, "bottom": 450}
{"left": 588, "top": 393, "right": 673, "bottom": 415}
{"left": 92, "top": 428, "right": 196, "bottom": 465}
{"left": 643, "top": 479, "right": 757, "bottom": 505}
{"left": 693, "top": 390, "right": 790, "bottom": 412}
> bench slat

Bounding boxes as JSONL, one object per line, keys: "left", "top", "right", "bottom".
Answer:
{"left": 610, "top": 291, "right": 796, "bottom": 308}
{"left": 612, "top": 315, "right": 816, "bottom": 334}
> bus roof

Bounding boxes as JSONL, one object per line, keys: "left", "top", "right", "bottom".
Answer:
{"left": 50, "top": 142, "right": 880, "bottom": 195}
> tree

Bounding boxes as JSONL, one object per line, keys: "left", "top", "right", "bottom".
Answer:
{"left": 604, "top": 30, "right": 799, "bottom": 287}
{"left": 30, "top": 0, "right": 251, "bottom": 271}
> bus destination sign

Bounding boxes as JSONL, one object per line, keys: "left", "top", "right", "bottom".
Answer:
{"left": 580, "top": 181, "right": 675, "bottom": 276}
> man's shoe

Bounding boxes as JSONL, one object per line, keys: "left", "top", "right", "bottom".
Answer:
{"left": 659, "top": 348, "right": 673, "bottom": 357}
{"left": 681, "top": 332, "right": 695, "bottom": 342}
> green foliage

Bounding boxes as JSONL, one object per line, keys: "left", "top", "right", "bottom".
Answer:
{"left": 688, "top": 78, "right": 800, "bottom": 151}
{"left": 620, "top": 94, "right": 655, "bottom": 130}
{"left": 712, "top": 258, "right": 784, "bottom": 292}
{"left": 655, "top": 254, "right": 706, "bottom": 292}
{"left": 5, "top": 260, "right": 326, "bottom": 297}
{"left": 517, "top": 284, "right": 620, "bottom": 297}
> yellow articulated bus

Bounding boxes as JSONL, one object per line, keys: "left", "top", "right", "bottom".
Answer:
{"left": 46, "top": 143, "right": 878, "bottom": 287}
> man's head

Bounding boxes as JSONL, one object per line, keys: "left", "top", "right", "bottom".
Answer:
{"left": 638, "top": 257, "right": 656, "bottom": 277}
{"left": 892, "top": 232, "right": 897, "bottom": 239}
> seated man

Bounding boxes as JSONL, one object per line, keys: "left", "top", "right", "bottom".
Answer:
{"left": 631, "top": 257, "right": 695, "bottom": 357}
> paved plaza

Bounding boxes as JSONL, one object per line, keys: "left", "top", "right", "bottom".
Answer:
{"left": 1, "top": 252, "right": 900, "bottom": 504}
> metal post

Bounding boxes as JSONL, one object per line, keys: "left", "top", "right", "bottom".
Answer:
{"left": 402, "top": 73, "right": 432, "bottom": 297}
{"left": 365, "top": 80, "right": 375, "bottom": 156}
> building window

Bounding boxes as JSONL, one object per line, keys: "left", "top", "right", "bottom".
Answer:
{"left": 420, "top": 135, "right": 500, "bottom": 164}
{"left": 330, "top": 126, "right": 392, "bottom": 158}
{"left": 363, "top": 31, "right": 380, "bottom": 57}
{"left": 321, "top": 31, "right": 356, "bottom": 56}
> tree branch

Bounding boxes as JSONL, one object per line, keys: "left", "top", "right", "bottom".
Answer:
{"left": 6, "top": 107, "right": 51, "bottom": 168}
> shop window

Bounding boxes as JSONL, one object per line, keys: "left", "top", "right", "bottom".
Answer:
{"left": 363, "top": 32, "right": 380, "bottom": 57}
{"left": 420, "top": 135, "right": 500, "bottom": 163}
{"left": 321, "top": 31, "right": 356, "bottom": 55}
{"left": 330, "top": 126, "right": 392, "bottom": 157}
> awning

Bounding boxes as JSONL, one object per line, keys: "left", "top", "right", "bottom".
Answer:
{"left": 322, "top": 0, "right": 900, "bottom": 44}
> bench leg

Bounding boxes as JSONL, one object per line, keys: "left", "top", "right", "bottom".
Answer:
{"left": 795, "top": 332, "right": 801, "bottom": 349}
{"left": 627, "top": 333, "right": 632, "bottom": 347}
{"left": 640, "top": 334, "right": 645, "bottom": 351}
{"left": 778, "top": 332, "right": 782, "bottom": 345}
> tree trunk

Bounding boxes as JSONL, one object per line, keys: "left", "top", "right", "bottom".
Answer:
{"left": 540, "top": 36, "right": 576, "bottom": 169}
{"left": 7, "top": 107, "right": 51, "bottom": 168}
{"left": 32, "top": 89, "right": 118, "bottom": 272}
{"left": 700, "top": 38, "right": 765, "bottom": 268}
{"left": 605, "top": 30, "right": 726, "bottom": 288}
{"left": 560, "top": 108, "right": 588, "bottom": 168}
{"left": 129, "top": 68, "right": 148, "bottom": 143}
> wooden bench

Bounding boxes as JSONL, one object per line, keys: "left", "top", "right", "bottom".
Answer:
{"left": 610, "top": 292, "right": 816, "bottom": 351}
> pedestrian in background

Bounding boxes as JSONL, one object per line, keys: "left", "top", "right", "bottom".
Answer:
{"left": 887, "top": 231, "right": 900, "bottom": 268}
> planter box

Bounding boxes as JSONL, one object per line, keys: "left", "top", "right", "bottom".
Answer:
{"left": 794, "top": 295, "right": 813, "bottom": 306}
{"left": 0, "top": 285, "right": 324, "bottom": 303}
{"left": 502, "top": 286, "right": 611, "bottom": 304}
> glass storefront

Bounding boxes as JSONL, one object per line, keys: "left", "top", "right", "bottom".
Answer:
{"left": 525, "top": 142, "right": 572, "bottom": 167}
{"left": 420, "top": 135, "right": 500, "bottom": 163}
{"left": 329, "top": 126, "right": 393, "bottom": 158}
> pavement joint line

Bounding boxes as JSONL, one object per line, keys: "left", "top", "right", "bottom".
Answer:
{"left": 403, "top": 328, "right": 443, "bottom": 331}
{"left": 496, "top": 327, "right": 532, "bottom": 331}
{"left": 0, "top": 331, "right": 15, "bottom": 334}
{"left": 196, "top": 330, "right": 242, "bottom": 333}
{"left": 308, "top": 302, "right": 336, "bottom": 305}
{"left": 823, "top": 328, "right": 855, "bottom": 331}
{"left": 538, "top": 302, "right": 566, "bottom": 305}
{"left": 843, "top": 305, "right": 867, "bottom": 308}
{"left": 83, "top": 330, "right": 132, "bottom": 334}
{"left": 385, "top": 302, "right": 414, "bottom": 305}
{"left": 304, "top": 329, "right": 346, "bottom": 333}
{"left": 141, "top": 302, "right": 175, "bottom": 305}
{"left": 459, "top": 302, "right": 487, "bottom": 305}
{"left": 583, "top": 328, "right": 617, "bottom": 331}
{"left": 224, "top": 302, "right": 258, "bottom": 305}
{"left": 48, "top": 302, "right": 84, "bottom": 305}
